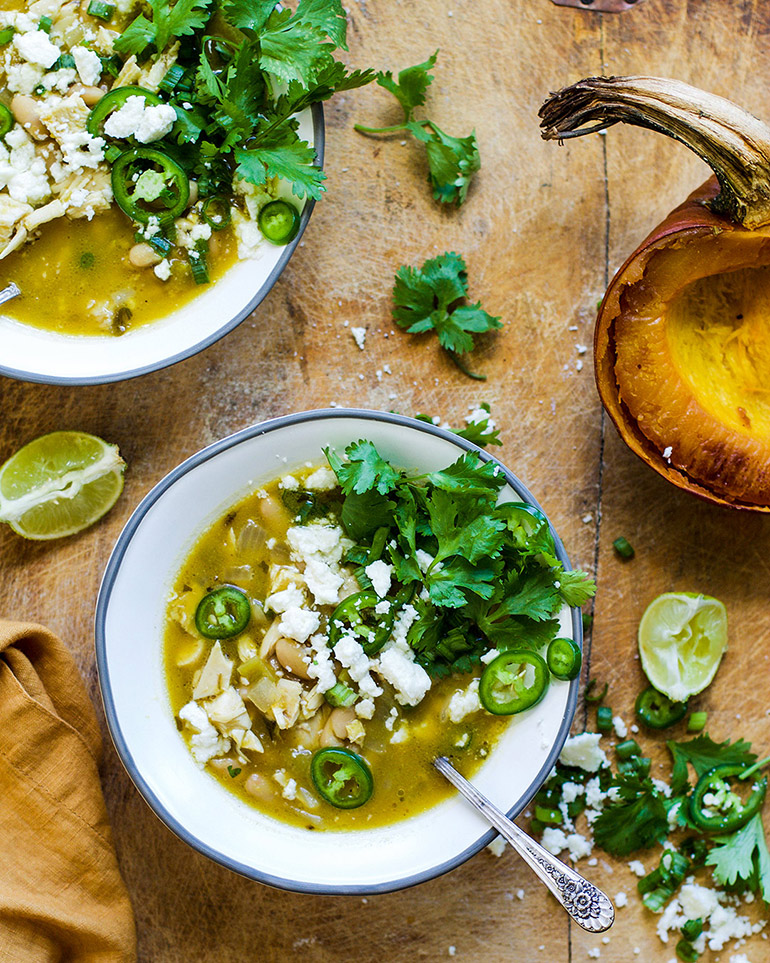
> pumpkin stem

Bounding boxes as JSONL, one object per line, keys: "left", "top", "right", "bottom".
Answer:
{"left": 539, "top": 76, "right": 770, "bottom": 229}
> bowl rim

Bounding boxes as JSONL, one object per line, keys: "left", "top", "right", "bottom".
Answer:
{"left": 0, "top": 103, "right": 324, "bottom": 388}
{"left": 95, "top": 408, "right": 582, "bottom": 894}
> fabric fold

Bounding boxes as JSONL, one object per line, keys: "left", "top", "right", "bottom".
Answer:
{"left": 0, "top": 620, "right": 137, "bottom": 963}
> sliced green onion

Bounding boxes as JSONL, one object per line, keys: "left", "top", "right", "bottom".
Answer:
{"left": 104, "top": 144, "right": 122, "bottom": 163}
{"left": 54, "top": 53, "right": 76, "bottom": 70}
{"left": 33, "top": 84, "right": 46, "bottom": 96}
{"left": 687, "top": 711, "right": 708, "bottom": 732}
{"left": 147, "top": 234, "right": 174, "bottom": 256}
{"left": 529, "top": 818, "right": 545, "bottom": 835}
{"left": 675, "top": 939, "right": 699, "bottom": 963}
{"left": 618, "top": 755, "right": 651, "bottom": 778}
{"left": 0, "top": 27, "right": 16, "bottom": 45}
{"left": 159, "top": 64, "right": 186, "bottom": 93}
{"left": 681, "top": 919, "right": 703, "bottom": 942}
{"left": 324, "top": 682, "right": 357, "bottom": 709}
{"left": 585, "top": 679, "right": 608, "bottom": 703}
{"left": 201, "top": 195, "right": 231, "bottom": 231}
{"left": 612, "top": 536, "right": 635, "bottom": 559}
{"left": 189, "top": 239, "right": 209, "bottom": 284}
{"left": 616, "top": 739, "right": 641, "bottom": 760}
{"left": 39, "top": 15, "right": 53, "bottom": 33}
{"left": 534, "top": 806, "right": 562, "bottom": 826}
{"left": 739, "top": 754, "right": 770, "bottom": 781}
{"left": 87, "top": 0, "right": 115, "bottom": 20}
{"left": 596, "top": 705, "right": 613, "bottom": 731}
{"left": 79, "top": 252, "right": 95, "bottom": 270}
{"left": 227, "top": 765, "right": 241, "bottom": 778}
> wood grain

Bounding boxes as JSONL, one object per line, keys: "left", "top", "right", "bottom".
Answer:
{"left": 1, "top": 1, "right": 769, "bottom": 960}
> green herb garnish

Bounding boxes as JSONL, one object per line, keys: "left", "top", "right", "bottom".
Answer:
{"left": 355, "top": 51, "right": 480, "bottom": 206}
{"left": 324, "top": 439, "right": 594, "bottom": 677}
{"left": 393, "top": 251, "right": 502, "bottom": 380}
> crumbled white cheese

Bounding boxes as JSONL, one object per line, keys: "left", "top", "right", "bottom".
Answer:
{"left": 103, "top": 94, "right": 177, "bottom": 143}
{"left": 304, "top": 466, "right": 337, "bottom": 491}
{"left": 364, "top": 559, "right": 392, "bottom": 598}
{"left": 561, "top": 781, "right": 585, "bottom": 804}
{"left": 266, "top": 584, "right": 306, "bottom": 614}
{"left": 542, "top": 827, "right": 568, "bottom": 855}
{"left": 376, "top": 645, "right": 431, "bottom": 706}
{"left": 153, "top": 258, "right": 171, "bottom": 281}
{"left": 72, "top": 46, "right": 103, "bottom": 86}
{"left": 487, "top": 837, "right": 507, "bottom": 857}
{"left": 277, "top": 606, "right": 320, "bottom": 643}
{"left": 334, "top": 634, "right": 382, "bottom": 700}
{"left": 303, "top": 557, "right": 344, "bottom": 606}
{"left": 447, "top": 679, "right": 481, "bottom": 723}
{"left": 305, "top": 633, "right": 336, "bottom": 693}
{"left": 15, "top": 30, "right": 61, "bottom": 68}
{"left": 279, "top": 473, "right": 299, "bottom": 490}
{"left": 178, "top": 700, "right": 229, "bottom": 767}
{"left": 559, "top": 732, "right": 608, "bottom": 772}
{"left": 627, "top": 860, "right": 646, "bottom": 877}
{"left": 355, "top": 698, "right": 375, "bottom": 720}
{"left": 612, "top": 715, "right": 628, "bottom": 739}
{"left": 614, "top": 892, "right": 628, "bottom": 908}
{"left": 350, "top": 326, "right": 366, "bottom": 350}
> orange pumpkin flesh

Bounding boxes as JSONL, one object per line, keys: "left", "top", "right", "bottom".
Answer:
{"left": 601, "top": 187, "right": 770, "bottom": 507}
{"left": 541, "top": 78, "right": 770, "bottom": 510}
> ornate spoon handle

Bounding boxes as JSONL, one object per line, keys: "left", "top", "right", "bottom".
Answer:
{"left": 0, "top": 283, "right": 20, "bottom": 307}
{"left": 434, "top": 757, "right": 615, "bottom": 933}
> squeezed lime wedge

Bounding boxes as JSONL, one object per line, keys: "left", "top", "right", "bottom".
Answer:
{"left": 0, "top": 430, "right": 125, "bottom": 540}
{"left": 638, "top": 592, "right": 728, "bottom": 702}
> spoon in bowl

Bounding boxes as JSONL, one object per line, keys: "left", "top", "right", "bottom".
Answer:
{"left": 0, "top": 282, "right": 20, "bottom": 306}
{"left": 433, "top": 756, "right": 615, "bottom": 933}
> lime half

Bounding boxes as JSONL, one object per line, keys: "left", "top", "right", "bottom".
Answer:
{"left": 0, "top": 431, "right": 125, "bottom": 540}
{"left": 638, "top": 592, "right": 728, "bottom": 702}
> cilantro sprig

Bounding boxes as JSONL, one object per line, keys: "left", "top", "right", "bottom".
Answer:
{"left": 325, "top": 439, "right": 594, "bottom": 676}
{"left": 354, "top": 51, "right": 480, "bottom": 206}
{"left": 416, "top": 403, "right": 503, "bottom": 448}
{"left": 393, "top": 252, "right": 502, "bottom": 380}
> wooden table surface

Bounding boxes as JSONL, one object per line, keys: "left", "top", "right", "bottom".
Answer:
{"left": 3, "top": 1, "right": 770, "bottom": 960}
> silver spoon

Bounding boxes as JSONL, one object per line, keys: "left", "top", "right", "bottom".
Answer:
{"left": 434, "top": 756, "right": 615, "bottom": 933}
{"left": 0, "top": 282, "right": 20, "bottom": 306}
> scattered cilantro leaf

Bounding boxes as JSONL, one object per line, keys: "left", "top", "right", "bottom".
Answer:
{"left": 354, "top": 50, "right": 480, "bottom": 205}
{"left": 593, "top": 771, "right": 669, "bottom": 855}
{"left": 235, "top": 140, "right": 326, "bottom": 200}
{"left": 706, "top": 813, "right": 770, "bottom": 901}
{"left": 455, "top": 405, "right": 502, "bottom": 448}
{"left": 408, "top": 120, "right": 480, "bottom": 206}
{"left": 393, "top": 252, "right": 502, "bottom": 378}
{"left": 668, "top": 735, "right": 757, "bottom": 796}
{"left": 375, "top": 51, "right": 438, "bottom": 123}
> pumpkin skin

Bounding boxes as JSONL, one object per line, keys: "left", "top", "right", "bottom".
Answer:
{"left": 595, "top": 176, "right": 770, "bottom": 511}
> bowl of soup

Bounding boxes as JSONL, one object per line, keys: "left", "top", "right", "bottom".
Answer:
{"left": 95, "top": 409, "right": 584, "bottom": 893}
{"left": 0, "top": 0, "right": 322, "bottom": 384}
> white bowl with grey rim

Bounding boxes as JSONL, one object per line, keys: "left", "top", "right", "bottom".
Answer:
{"left": 0, "top": 106, "right": 322, "bottom": 386}
{"left": 95, "top": 408, "right": 582, "bottom": 894}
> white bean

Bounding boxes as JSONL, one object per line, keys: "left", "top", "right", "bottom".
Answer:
{"left": 128, "top": 242, "right": 162, "bottom": 268}
{"left": 275, "top": 637, "right": 311, "bottom": 679}
{"left": 11, "top": 95, "right": 46, "bottom": 140}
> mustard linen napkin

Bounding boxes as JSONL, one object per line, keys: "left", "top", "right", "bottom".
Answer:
{"left": 0, "top": 621, "right": 137, "bottom": 962}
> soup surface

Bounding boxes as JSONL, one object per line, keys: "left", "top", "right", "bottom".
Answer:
{"left": 3, "top": 205, "right": 236, "bottom": 335}
{"left": 164, "top": 466, "right": 509, "bottom": 831}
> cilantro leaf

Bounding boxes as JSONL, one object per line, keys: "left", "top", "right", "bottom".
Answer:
{"left": 706, "top": 813, "right": 770, "bottom": 901}
{"left": 235, "top": 140, "right": 325, "bottom": 200}
{"left": 292, "top": 0, "right": 349, "bottom": 50}
{"left": 116, "top": 0, "right": 214, "bottom": 55}
{"left": 484, "top": 616, "right": 560, "bottom": 651}
{"left": 491, "top": 568, "right": 563, "bottom": 622}
{"left": 557, "top": 569, "right": 597, "bottom": 608}
{"left": 593, "top": 771, "right": 669, "bottom": 855}
{"left": 376, "top": 51, "right": 437, "bottom": 122}
{"left": 667, "top": 735, "right": 757, "bottom": 796}
{"left": 393, "top": 252, "right": 502, "bottom": 365}
{"left": 427, "top": 556, "right": 498, "bottom": 608}
{"left": 325, "top": 441, "right": 402, "bottom": 496}
{"left": 340, "top": 490, "right": 395, "bottom": 540}
{"left": 426, "top": 490, "right": 507, "bottom": 565}
{"left": 257, "top": 0, "right": 350, "bottom": 87}
{"left": 408, "top": 120, "right": 480, "bottom": 206}
{"left": 113, "top": 15, "right": 155, "bottom": 56}
{"left": 426, "top": 451, "right": 506, "bottom": 496}
{"left": 222, "top": 0, "right": 276, "bottom": 32}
